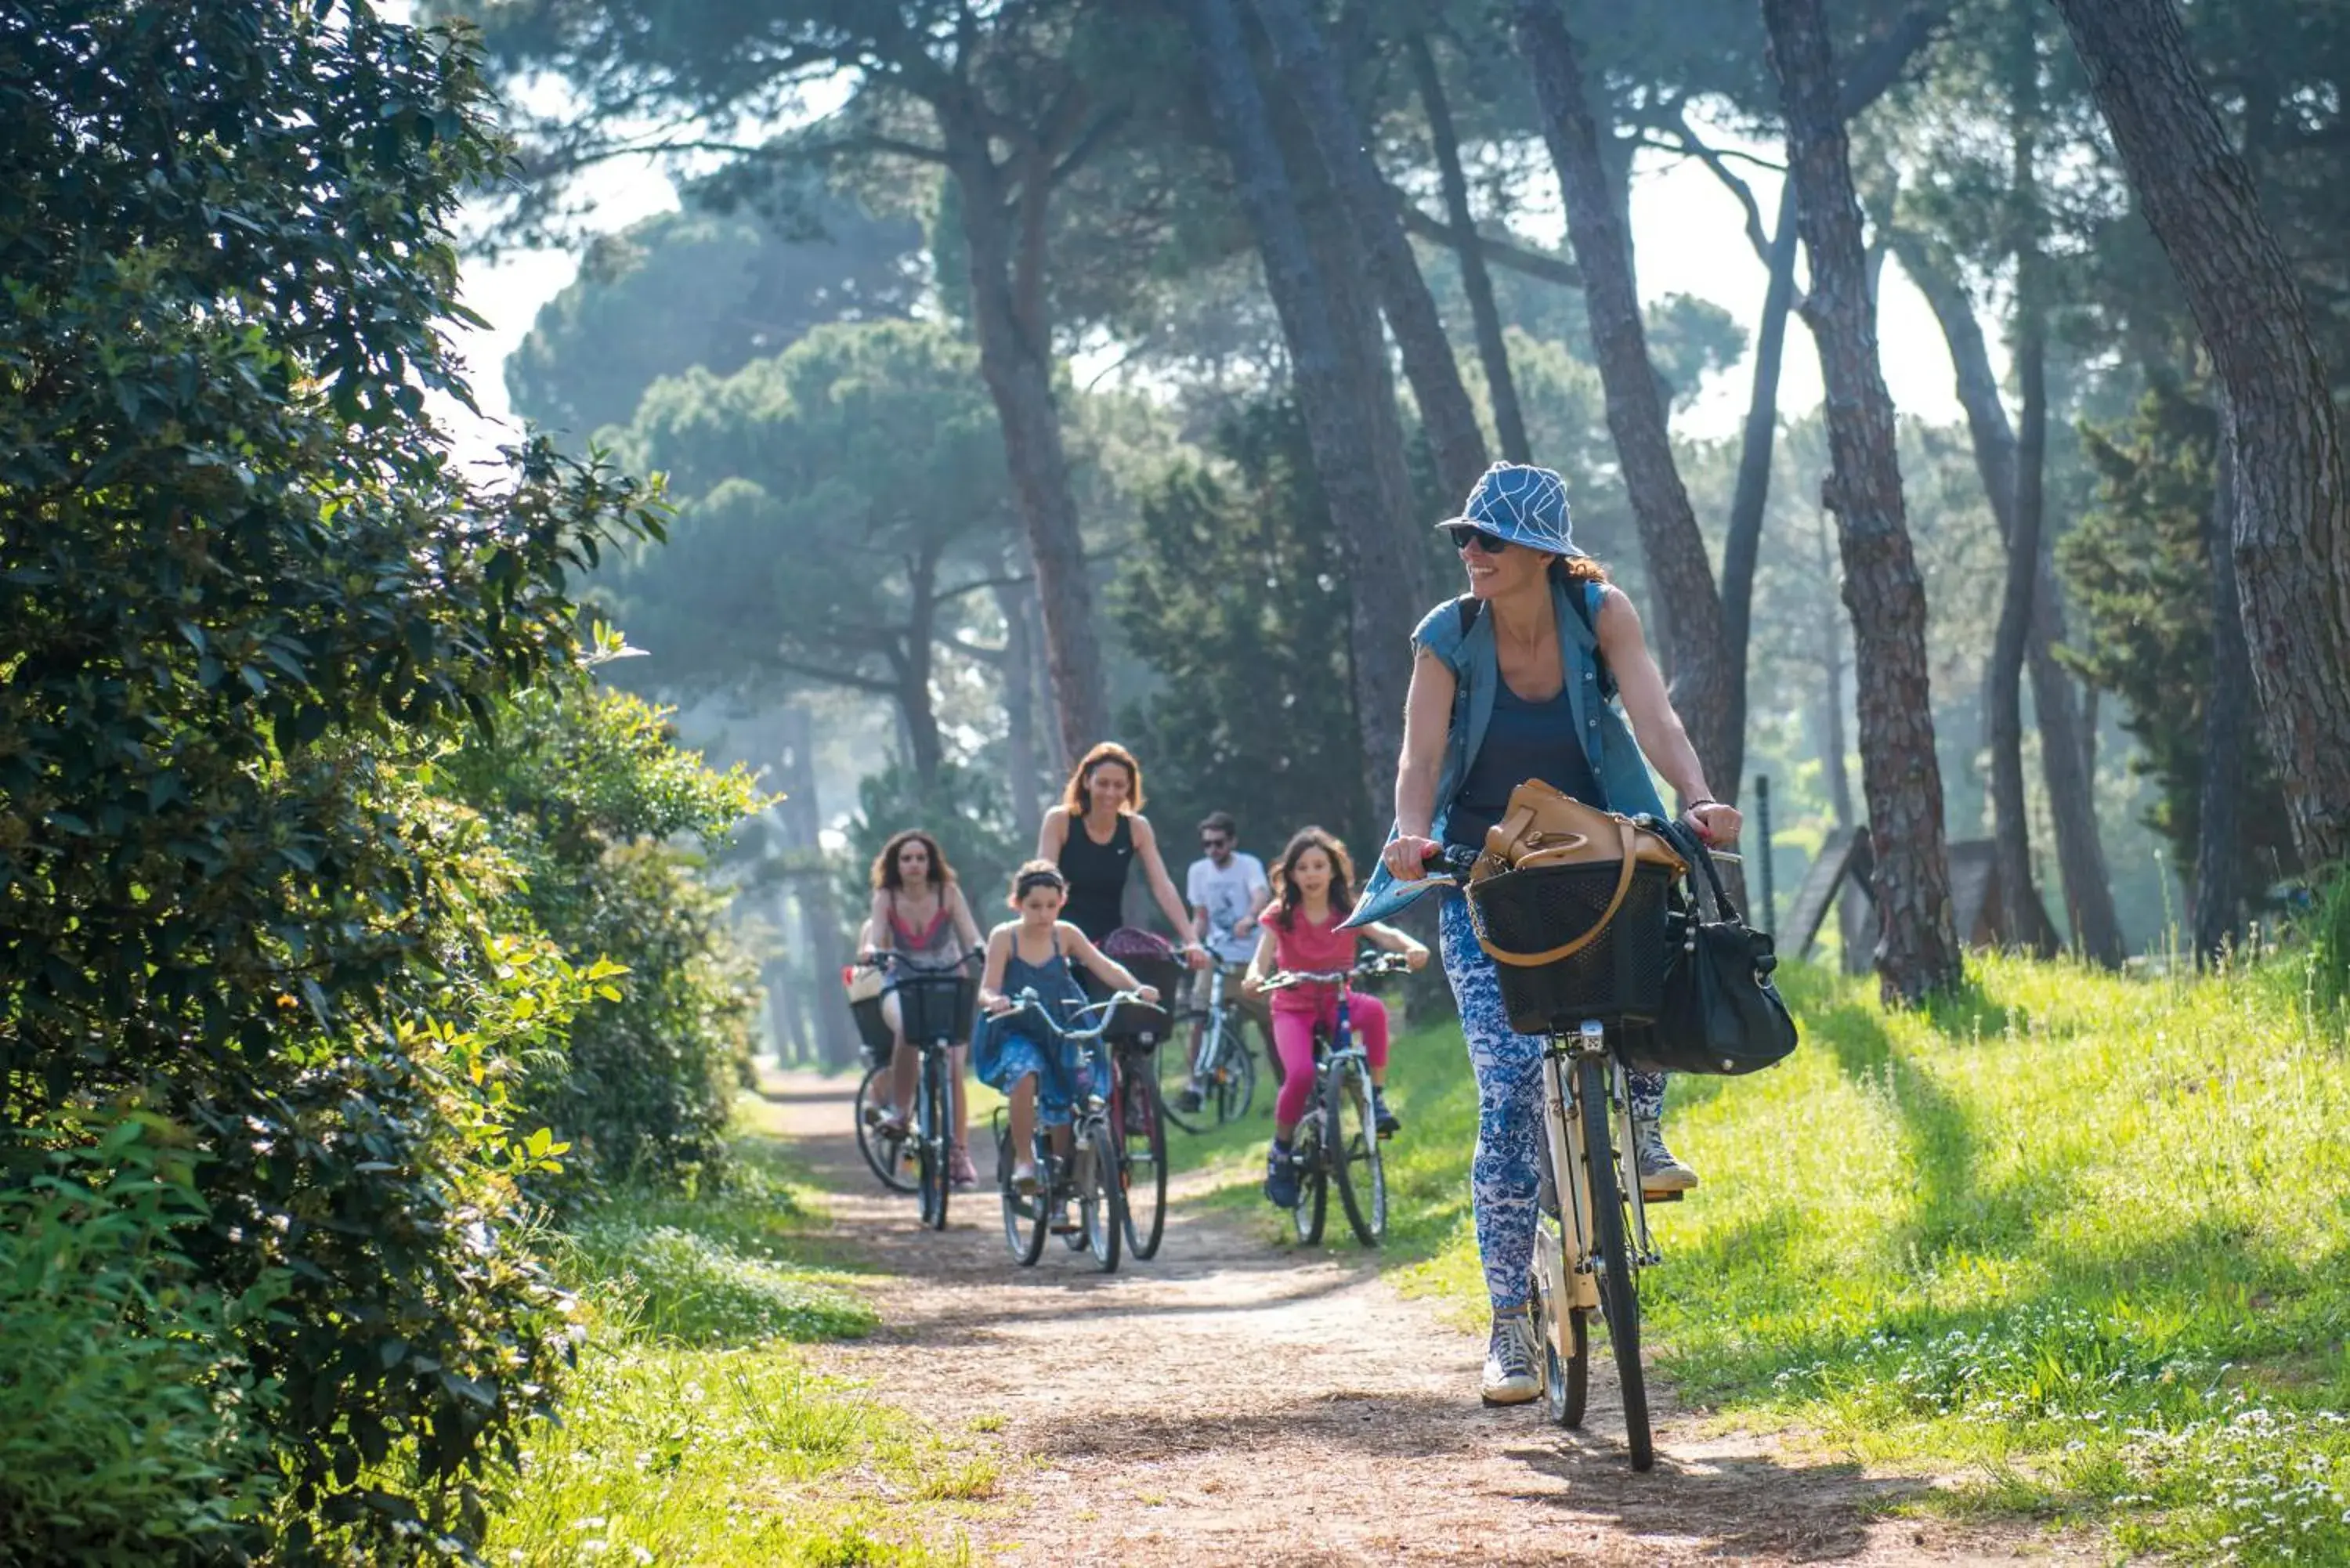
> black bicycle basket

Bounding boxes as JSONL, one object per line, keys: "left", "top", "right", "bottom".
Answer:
{"left": 891, "top": 971, "right": 976, "bottom": 1046}
{"left": 1465, "top": 859, "right": 1676, "bottom": 1033}
{"left": 1099, "top": 956, "right": 1179, "bottom": 1044}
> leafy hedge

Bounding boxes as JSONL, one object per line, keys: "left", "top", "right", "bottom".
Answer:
{"left": 0, "top": 5, "right": 729, "bottom": 1559}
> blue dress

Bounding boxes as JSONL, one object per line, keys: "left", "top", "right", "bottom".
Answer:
{"left": 978, "top": 927, "right": 1097, "bottom": 1128}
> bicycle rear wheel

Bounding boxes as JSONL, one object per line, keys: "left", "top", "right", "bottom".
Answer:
{"left": 1077, "top": 1120, "right": 1123, "bottom": 1273}
{"left": 1289, "top": 1111, "right": 1327, "bottom": 1245}
{"left": 998, "top": 1122, "right": 1047, "bottom": 1266}
{"left": 1119, "top": 1055, "right": 1169, "bottom": 1260}
{"left": 1329, "top": 1057, "right": 1386, "bottom": 1248}
{"left": 916, "top": 1046, "right": 950, "bottom": 1231}
{"left": 1576, "top": 1053, "right": 1651, "bottom": 1470}
{"left": 1158, "top": 1015, "right": 1213, "bottom": 1133}
{"left": 855, "top": 1063, "right": 916, "bottom": 1194}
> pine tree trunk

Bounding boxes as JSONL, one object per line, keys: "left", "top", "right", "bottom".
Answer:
{"left": 1763, "top": 0, "right": 1963, "bottom": 1003}
{"left": 941, "top": 114, "right": 1109, "bottom": 770}
{"left": 1723, "top": 186, "right": 1799, "bottom": 705}
{"left": 1889, "top": 227, "right": 2123, "bottom": 964}
{"left": 2194, "top": 406, "right": 2252, "bottom": 959}
{"left": 1248, "top": 0, "right": 1490, "bottom": 502}
{"left": 1516, "top": 0, "right": 1740, "bottom": 798}
{"left": 1184, "top": 0, "right": 1422, "bottom": 793}
{"left": 1814, "top": 519, "right": 1857, "bottom": 831}
{"left": 994, "top": 572, "right": 1043, "bottom": 844}
{"left": 2052, "top": 0, "right": 2350, "bottom": 873}
{"left": 779, "top": 706, "right": 858, "bottom": 1069}
{"left": 1724, "top": 9, "right": 1946, "bottom": 771}
{"left": 1988, "top": 244, "right": 2061, "bottom": 955}
{"left": 1408, "top": 31, "right": 1530, "bottom": 465}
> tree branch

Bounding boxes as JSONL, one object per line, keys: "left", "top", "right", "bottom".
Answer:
{"left": 1051, "top": 105, "right": 1130, "bottom": 186}
{"left": 768, "top": 656, "right": 898, "bottom": 695}
{"left": 1394, "top": 197, "right": 1583, "bottom": 287}
{"left": 936, "top": 569, "right": 1036, "bottom": 604}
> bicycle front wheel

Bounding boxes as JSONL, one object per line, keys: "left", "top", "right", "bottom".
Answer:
{"left": 1120, "top": 1055, "right": 1169, "bottom": 1260}
{"left": 855, "top": 1063, "right": 916, "bottom": 1194}
{"left": 999, "top": 1123, "right": 1047, "bottom": 1266}
{"left": 1329, "top": 1057, "right": 1386, "bottom": 1248}
{"left": 1576, "top": 1053, "right": 1651, "bottom": 1471}
{"left": 916, "top": 1047, "right": 950, "bottom": 1231}
{"left": 1077, "top": 1119, "right": 1123, "bottom": 1274}
{"left": 1289, "top": 1112, "right": 1327, "bottom": 1245}
{"left": 1158, "top": 1015, "right": 1212, "bottom": 1133}
{"left": 1217, "top": 1016, "right": 1260, "bottom": 1124}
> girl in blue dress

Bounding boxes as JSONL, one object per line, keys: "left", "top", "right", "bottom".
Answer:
{"left": 975, "top": 861, "right": 1162, "bottom": 1193}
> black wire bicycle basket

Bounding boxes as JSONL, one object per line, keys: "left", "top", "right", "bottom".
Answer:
{"left": 891, "top": 972, "right": 976, "bottom": 1046}
{"left": 1466, "top": 859, "right": 1677, "bottom": 1033}
{"left": 1094, "top": 930, "right": 1180, "bottom": 1045}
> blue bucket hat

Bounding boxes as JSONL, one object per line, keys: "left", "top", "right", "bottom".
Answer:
{"left": 1437, "top": 462, "right": 1580, "bottom": 556}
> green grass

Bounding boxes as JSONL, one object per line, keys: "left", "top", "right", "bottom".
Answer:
{"left": 1183, "top": 956, "right": 2350, "bottom": 1563}
{"left": 483, "top": 1136, "right": 985, "bottom": 1566}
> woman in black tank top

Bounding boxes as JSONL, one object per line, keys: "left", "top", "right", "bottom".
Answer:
{"left": 1035, "top": 742, "right": 1207, "bottom": 970}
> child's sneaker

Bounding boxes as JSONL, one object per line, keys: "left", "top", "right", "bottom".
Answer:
{"left": 1262, "top": 1141, "right": 1300, "bottom": 1208}
{"left": 1173, "top": 1083, "right": 1206, "bottom": 1114}
{"left": 1372, "top": 1087, "right": 1401, "bottom": 1137}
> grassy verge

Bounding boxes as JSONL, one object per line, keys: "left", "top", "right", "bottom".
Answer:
{"left": 1184, "top": 956, "right": 2350, "bottom": 1563}
{"left": 483, "top": 1139, "right": 991, "bottom": 1566}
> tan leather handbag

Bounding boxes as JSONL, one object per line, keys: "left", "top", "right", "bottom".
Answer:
{"left": 1469, "top": 779, "right": 1687, "bottom": 966}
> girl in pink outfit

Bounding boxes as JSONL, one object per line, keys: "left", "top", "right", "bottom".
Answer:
{"left": 1242, "top": 828, "right": 1428, "bottom": 1209}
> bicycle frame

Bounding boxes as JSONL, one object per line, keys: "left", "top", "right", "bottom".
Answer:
{"left": 1535, "top": 1019, "right": 1659, "bottom": 1321}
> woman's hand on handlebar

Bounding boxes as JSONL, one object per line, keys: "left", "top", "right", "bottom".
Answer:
{"left": 1683, "top": 800, "right": 1742, "bottom": 845}
{"left": 981, "top": 989, "right": 1011, "bottom": 1017}
{"left": 1403, "top": 943, "right": 1430, "bottom": 972}
{"left": 1137, "top": 985, "right": 1161, "bottom": 1006}
{"left": 1383, "top": 833, "right": 1442, "bottom": 880}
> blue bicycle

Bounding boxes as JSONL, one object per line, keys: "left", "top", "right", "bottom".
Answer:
{"left": 988, "top": 986, "right": 1148, "bottom": 1273}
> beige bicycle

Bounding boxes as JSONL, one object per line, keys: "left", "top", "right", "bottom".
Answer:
{"left": 1420, "top": 839, "right": 1684, "bottom": 1471}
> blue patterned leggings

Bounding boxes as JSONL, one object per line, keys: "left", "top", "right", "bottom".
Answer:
{"left": 1438, "top": 893, "right": 1664, "bottom": 1313}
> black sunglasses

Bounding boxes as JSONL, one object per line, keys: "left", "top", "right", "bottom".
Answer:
{"left": 1443, "top": 523, "right": 1510, "bottom": 554}
{"left": 1202, "top": 835, "right": 1231, "bottom": 850}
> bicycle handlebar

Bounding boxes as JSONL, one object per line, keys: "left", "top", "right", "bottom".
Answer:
{"left": 1255, "top": 952, "right": 1415, "bottom": 992}
{"left": 852, "top": 948, "right": 983, "bottom": 976}
{"left": 990, "top": 986, "right": 1153, "bottom": 1044}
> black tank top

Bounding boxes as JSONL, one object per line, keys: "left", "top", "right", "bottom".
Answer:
{"left": 1058, "top": 813, "right": 1133, "bottom": 941}
{"left": 1445, "top": 677, "right": 1602, "bottom": 851}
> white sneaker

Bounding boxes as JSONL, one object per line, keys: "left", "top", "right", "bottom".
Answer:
{"left": 1481, "top": 1308, "right": 1541, "bottom": 1406}
{"left": 1633, "top": 1118, "right": 1698, "bottom": 1194}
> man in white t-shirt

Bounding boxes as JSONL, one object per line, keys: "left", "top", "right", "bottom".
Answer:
{"left": 1175, "top": 811, "right": 1273, "bottom": 1112}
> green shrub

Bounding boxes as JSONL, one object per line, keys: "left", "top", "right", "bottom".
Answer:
{"left": 436, "top": 679, "right": 765, "bottom": 1190}
{"left": 1, "top": 7, "right": 662, "bottom": 1555}
{"left": 2304, "top": 865, "right": 2350, "bottom": 1012}
{"left": 0, "top": 1116, "right": 284, "bottom": 1565}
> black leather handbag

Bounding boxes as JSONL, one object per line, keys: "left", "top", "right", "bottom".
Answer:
{"left": 1624, "top": 824, "right": 1799, "bottom": 1077}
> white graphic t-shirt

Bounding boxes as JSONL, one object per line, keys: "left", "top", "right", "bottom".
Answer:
{"left": 1187, "top": 852, "right": 1270, "bottom": 965}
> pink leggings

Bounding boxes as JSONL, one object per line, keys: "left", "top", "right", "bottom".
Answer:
{"left": 1271, "top": 995, "right": 1390, "bottom": 1129}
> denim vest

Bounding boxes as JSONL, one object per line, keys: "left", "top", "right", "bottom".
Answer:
{"left": 1345, "top": 577, "right": 1666, "bottom": 927}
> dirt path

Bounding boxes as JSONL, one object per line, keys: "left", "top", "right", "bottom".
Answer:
{"left": 761, "top": 1073, "right": 2093, "bottom": 1566}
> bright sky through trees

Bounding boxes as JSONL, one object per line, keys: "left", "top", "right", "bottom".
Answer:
{"left": 425, "top": 95, "right": 1967, "bottom": 464}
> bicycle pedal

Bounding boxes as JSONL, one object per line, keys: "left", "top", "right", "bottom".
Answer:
{"left": 1640, "top": 1188, "right": 1686, "bottom": 1204}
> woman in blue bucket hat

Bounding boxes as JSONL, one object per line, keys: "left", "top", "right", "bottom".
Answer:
{"left": 1344, "top": 462, "right": 1741, "bottom": 1409}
